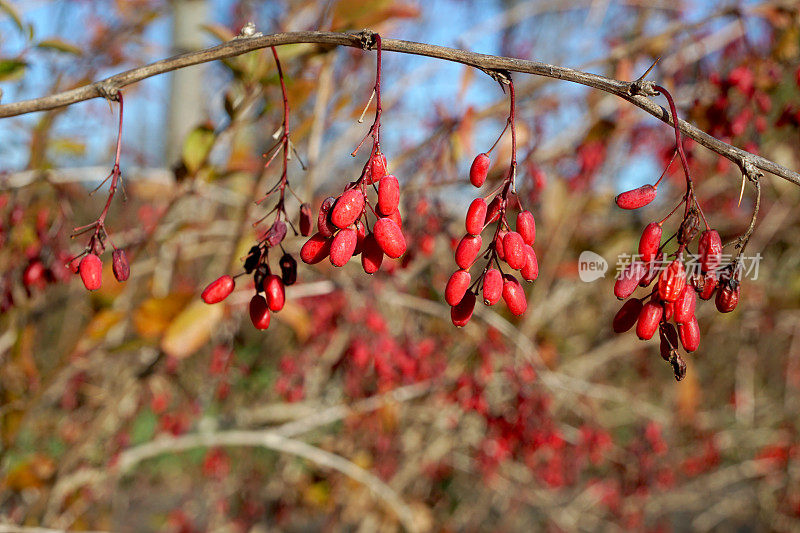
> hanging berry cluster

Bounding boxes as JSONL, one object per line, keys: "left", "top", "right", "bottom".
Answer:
{"left": 299, "top": 33, "right": 407, "bottom": 273}
{"left": 445, "top": 73, "right": 538, "bottom": 327}
{"left": 612, "top": 85, "right": 744, "bottom": 380}
{"left": 201, "top": 47, "right": 305, "bottom": 330}
{"left": 68, "top": 93, "right": 130, "bottom": 291}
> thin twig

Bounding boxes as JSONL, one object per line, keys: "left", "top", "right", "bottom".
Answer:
{"left": 0, "top": 31, "right": 795, "bottom": 185}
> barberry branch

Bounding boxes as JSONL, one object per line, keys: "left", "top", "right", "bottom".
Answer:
{"left": 0, "top": 31, "right": 796, "bottom": 186}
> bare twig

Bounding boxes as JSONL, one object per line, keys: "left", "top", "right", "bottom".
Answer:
{"left": 0, "top": 31, "right": 795, "bottom": 186}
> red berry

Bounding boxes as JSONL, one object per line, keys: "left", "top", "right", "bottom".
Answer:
{"left": 612, "top": 298, "right": 643, "bottom": 333}
{"left": 673, "top": 285, "right": 696, "bottom": 324}
{"left": 451, "top": 291, "right": 476, "bottom": 327}
{"left": 353, "top": 220, "right": 367, "bottom": 256}
{"left": 22, "top": 260, "right": 46, "bottom": 289}
{"left": 373, "top": 218, "right": 406, "bottom": 259}
{"left": 491, "top": 232, "right": 505, "bottom": 262}
{"left": 361, "top": 233, "right": 384, "bottom": 274}
{"left": 715, "top": 280, "right": 740, "bottom": 313}
{"left": 377, "top": 175, "right": 400, "bottom": 216}
{"left": 330, "top": 189, "right": 365, "bottom": 229}
{"left": 264, "top": 274, "right": 285, "bottom": 311}
{"left": 614, "top": 261, "right": 646, "bottom": 300}
{"left": 445, "top": 269, "right": 471, "bottom": 307}
{"left": 485, "top": 196, "right": 503, "bottom": 224}
{"left": 516, "top": 210, "right": 536, "bottom": 245}
{"left": 482, "top": 268, "right": 502, "bottom": 305}
{"left": 502, "top": 274, "right": 527, "bottom": 316}
{"left": 697, "top": 271, "right": 717, "bottom": 300}
{"left": 201, "top": 274, "right": 234, "bottom": 304}
{"left": 330, "top": 228, "right": 357, "bottom": 267}
{"left": 300, "top": 232, "right": 332, "bottom": 264}
{"left": 697, "top": 230, "right": 722, "bottom": 272}
{"left": 299, "top": 203, "right": 313, "bottom": 236}
{"left": 112, "top": 248, "right": 130, "bottom": 282}
{"left": 638, "top": 222, "right": 662, "bottom": 263}
{"left": 678, "top": 316, "right": 700, "bottom": 352}
{"left": 502, "top": 232, "right": 526, "bottom": 270}
{"left": 317, "top": 197, "right": 337, "bottom": 237}
{"left": 385, "top": 208, "right": 402, "bottom": 228}
{"left": 249, "top": 294, "right": 271, "bottom": 330}
{"left": 636, "top": 301, "right": 662, "bottom": 340}
{"left": 455, "top": 234, "right": 482, "bottom": 270}
{"left": 79, "top": 254, "right": 103, "bottom": 291}
{"left": 469, "top": 153, "right": 490, "bottom": 187}
{"left": 615, "top": 184, "right": 657, "bottom": 210}
{"left": 658, "top": 259, "right": 686, "bottom": 302}
{"left": 366, "top": 152, "right": 388, "bottom": 185}
{"left": 465, "top": 198, "right": 487, "bottom": 236}
{"left": 520, "top": 245, "right": 538, "bottom": 282}
{"left": 639, "top": 251, "right": 663, "bottom": 287}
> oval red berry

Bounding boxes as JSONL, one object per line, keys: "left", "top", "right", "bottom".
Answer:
{"left": 264, "top": 274, "right": 285, "bottom": 312}
{"left": 330, "top": 189, "right": 365, "bottom": 229}
{"left": 300, "top": 232, "right": 332, "bottom": 264}
{"left": 330, "top": 228, "right": 358, "bottom": 267}
{"left": 482, "top": 268, "right": 502, "bottom": 306}
{"left": 636, "top": 301, "right": 663, "bottom": 340}
{"left": 249, "top": 294, "right": 271, "bottom": 330}
{"left": 469, "top": 153, "right": 490, "bottom": 187}
{"left": 455, "top": 234, "right": 482, "bottom": 270}
{"left": 79, "top": 254, "right": 103, "bottom": 291}
{"left": 503, "top": 232, "right": 526, "bottom": 270}
{"left": 612, "top": 298, "right": 643, "bottom": 333}
{"left": 373, "top": 218, "right": 406, "bottom": 259}
{"left": 516, "top": 210, "right": 536, "bottom": 246}
{"left": 445, "top": 269, "right": 471, "bottom": 307}
{"left": 201, "top": 274, "right": 234, "bottom": 304}
{"left": 451, "top": 291, "right": 476, "bottom": 327}
{"left": 502, "top": 274, "right": 527, "bottom": 316}
{"left": 615, "top": 184, "right": 657, "bottom": 209}
{"left": 465, "top": 198, "right": 487, "bottom": 236}
{"left": 638, "top": 222, "right": 662, "bottom": 263}
{"left": 678, "top": 316, "right": 700, "bottom": 352}
{"left": 361, "top": 233, "right": 384, "bottom": 274}
{"left": 378, "top": 175, "right": 400, "bottom": 216}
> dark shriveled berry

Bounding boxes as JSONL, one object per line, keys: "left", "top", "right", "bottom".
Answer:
{"left": 279, "top": 253, "right": 297, "bottom": 286}
{"left": 264, "top": 220, "right": 287, "bottom": 248}
{"left": 112, "top": 248, "right": 130, "bottom": 282}
{"left": 299, "top": 203, "right": 313, "bottom": 236}
{"left": 317, "top": 197, "right": 337, "bottom": 237}
{"left": 244, "top": 246, "right": 262, "bottom": 274}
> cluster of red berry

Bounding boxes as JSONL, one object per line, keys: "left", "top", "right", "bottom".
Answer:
{"left": 300, "top": 152, "right": 406, "bottom": 273}
{"left": 611, "top": 86, "right": 743, "bottom": 379}
{"left": 445, "top": 76, "right": 538, "bottom": 327}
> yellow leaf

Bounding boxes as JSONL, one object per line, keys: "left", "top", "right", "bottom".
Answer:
{"left": 182, "top": 124, "right": 216, "bottom": 175}
{"left": 161, "top": 300, "right": 224, "bottom": 359}
{"left": 133, "top": 295, "right": 191, "bottom": 339}
{"left": 37, "top": 39, "right": 82, "bottom": 56}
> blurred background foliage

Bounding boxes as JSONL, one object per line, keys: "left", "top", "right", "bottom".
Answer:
{"left": 2, "top": 0, "right": 800, "bottom": 531}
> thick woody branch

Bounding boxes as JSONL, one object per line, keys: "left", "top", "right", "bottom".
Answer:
{"left": 0, "top": 31, "right": 796, "bottom": 186}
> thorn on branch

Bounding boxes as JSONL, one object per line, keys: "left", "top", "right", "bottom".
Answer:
{"left": 94, "top": 81, "right": 120, "bottom": 102}
{"left": 357, "top": 29, "right": 377, "bottom": 50}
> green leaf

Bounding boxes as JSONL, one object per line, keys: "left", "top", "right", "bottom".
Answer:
{"left": 130, "top": 409, "right": 158, "bottom": 445}
{"left": 181, "top": 124, "right": 216, "bottom": 174}
{"left": 0, "top": 0, "right": 24, "bottom": 34}
{"left": 37, "top": 39, "right": 82, "bottom": 56}
{"left": 0, "top": 59, "right": 26, "bottom": 82}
